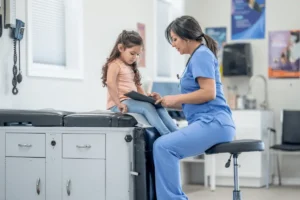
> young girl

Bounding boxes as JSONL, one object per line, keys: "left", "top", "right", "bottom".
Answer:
{"left": 102, "top": 30, "right": 178, "bottom": 135}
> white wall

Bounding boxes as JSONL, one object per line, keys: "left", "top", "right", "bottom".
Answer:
{"left": 186, "top": 0, "right": 300, "bottom": 184}
{"left": 0, "top": 0, "right": 154, "bottom": 111}
{"left": 154, "top": 0, "right": 186, "bottom": 81}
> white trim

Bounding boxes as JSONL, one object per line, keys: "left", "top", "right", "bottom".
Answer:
{"left": 26, "top": 0, "right": 84, "bottom": 80}
{"left": 27, "top": 63, "right": 84, "bottom": 79}
{"left": 154, "top": 0, "right": 173, "bottom": 80}
{"left": 273, "top": 177, "right": 300, "bottom": 186}
{"left": 153, "top": 0, "right": 157, "bottom": 80}
{"left": 154, "top": 0, "right": 186, "bottom": 81}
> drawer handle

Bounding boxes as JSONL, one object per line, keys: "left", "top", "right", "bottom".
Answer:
{"left": 76, "top": 144, "right": 91, "bottom": 149}
{"left": 130, "top": 171, "right": 139, "bottom": 176}
{"left": 36, "top": 178, "right": 41, "bottom": 195}
{"left": 18, "top": 144, "right": 32, "bottom": 148}
{"left": 66, "top": 179, "right": 71, "bottom": 196}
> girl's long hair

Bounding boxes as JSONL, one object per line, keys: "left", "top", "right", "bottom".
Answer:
{"left": 101, "top": 30, "right": 143, "bottom": 87}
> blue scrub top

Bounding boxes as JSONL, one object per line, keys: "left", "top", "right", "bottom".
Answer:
{"left": 180, "top": 45, "right": 235, "bottom": 128}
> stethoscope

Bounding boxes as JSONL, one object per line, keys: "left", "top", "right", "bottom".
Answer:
{"left": 176, "top": 43, "right": 204, "bottom": 86}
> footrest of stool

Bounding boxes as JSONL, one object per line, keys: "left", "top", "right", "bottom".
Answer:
{"left": 205, "top": 139, "right": 264, "bottom": 155}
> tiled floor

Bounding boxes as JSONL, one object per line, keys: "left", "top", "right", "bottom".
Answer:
{"left": 183, "top": 185, "right": 300, "bottom": 200}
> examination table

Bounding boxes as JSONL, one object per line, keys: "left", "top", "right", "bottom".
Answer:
{"left": 0, "top": 109, "right": 264, "bottom": 200}
{"left": 0, "top": 109, "right": 159, "bottom": 200}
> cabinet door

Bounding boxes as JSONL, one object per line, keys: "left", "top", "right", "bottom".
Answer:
{"left": 6, "top": 157, "right": 45, "bottom": 200}
{"left": 63, "top": 159, "right": 105, "bottom": 200}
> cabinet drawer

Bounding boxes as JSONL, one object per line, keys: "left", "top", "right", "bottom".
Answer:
{"left": 63, "top": 134, "right": 105, "bottom": 159}
{"left": 6, "top": 133, "right": 45, "bottom": 157}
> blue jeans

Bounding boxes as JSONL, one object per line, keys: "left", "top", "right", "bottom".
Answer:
{"left": 110, "top": 99, "right": 178, "bottom": 135}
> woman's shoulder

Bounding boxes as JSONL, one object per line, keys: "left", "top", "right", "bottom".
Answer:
{"left": 195, "top": 45, "right": 215, "bottom": 59}
{"left": 187, "top": 45, "right": 218, "bottom": 70}
{"left": 190, "top": 45, "right": 217, "bottom": 64}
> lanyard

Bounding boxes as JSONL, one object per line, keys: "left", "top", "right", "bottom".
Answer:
{"left": 185, "top": 43, "right": 203, "bottom": 66}
{"left": 177, "top": 43, "right": 203, "bottom": 80}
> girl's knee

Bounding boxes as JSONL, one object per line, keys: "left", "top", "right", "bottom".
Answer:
{"left": 141, "top": 102, "right": 156, "bottom": 112}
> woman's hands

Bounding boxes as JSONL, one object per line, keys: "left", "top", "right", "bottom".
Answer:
{"left": 156, "top": 95, "right": 179, "bottom": 108}
{"left": 148, "top": 92, "right": 161, "bottom": 101}
{"left": 149, "top": 92, "right": 180, "bottom": 109}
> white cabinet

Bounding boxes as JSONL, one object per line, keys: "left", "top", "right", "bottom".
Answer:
{"left": 208, "top": 110, "right": 274, "bottom": 187}
{"left": 3, "top": 132, "right": 107, "bottom": 200}
{"left": 6, "top": 157, "right": 45, "bottom": 200}
{"left": 62, "top": 134, "right": 106, "bottom": 200}
{"left": 1, "top": 129, "right": 132, "bottom": 200}
{"left": 62, "top": 159, "right": 105, "bottom": 200}
{"left": 180, "top": 155, "right": 206, "bottom": 186}
{"left": 0, "top": 131, "right": 5, "bottom": 200}
{"left": 5, "top": 133, "right": 46, "bottom": 200}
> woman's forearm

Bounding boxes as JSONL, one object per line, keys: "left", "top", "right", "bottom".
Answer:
{"left": 168, "top": 103, "right": 182, "bottom": 110}
{"left": 177, "top": 89, "right": 215, "bottom": 105}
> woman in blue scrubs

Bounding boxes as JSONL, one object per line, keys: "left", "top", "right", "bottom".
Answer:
{"left": 151, "top": 16, "right": 236, "bottom": 200}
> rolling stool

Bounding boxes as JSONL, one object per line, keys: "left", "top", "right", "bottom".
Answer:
{"left": 205, "top": 139, "right": 265, "bottom": 200}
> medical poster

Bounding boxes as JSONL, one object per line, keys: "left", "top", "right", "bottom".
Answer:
{"left": 137, "top": 23, "right": 146, "bottom": 67}
{"left": 205, "top": 27, "right": 227, "bottom": 76}
{"left": 231, "top": 0, "right": 266, "bottom": 40}
{"left": 269, "top": 30, "right": 300, "bottom": 78}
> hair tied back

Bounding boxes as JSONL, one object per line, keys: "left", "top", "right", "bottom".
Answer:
{"left": 197, "top": 33, "right": 205, "bottom": 40}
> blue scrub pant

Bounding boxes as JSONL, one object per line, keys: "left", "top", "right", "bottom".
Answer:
{"left": 153, "top": 119, "right": 235, "bottom": 200}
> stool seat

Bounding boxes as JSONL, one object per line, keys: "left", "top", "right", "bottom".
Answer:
{"left": 205, "top": 139, "right": 265, "bottom": 155}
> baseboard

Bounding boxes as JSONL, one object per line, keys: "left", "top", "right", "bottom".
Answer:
{"left": 215, "top": 176, "right": 268, "bottom": 188}
{"left": 214, "top": 176, "right": 300, "bottom": 187}
{"left": 273, "top": 177, "right": 300, "bottom": 186}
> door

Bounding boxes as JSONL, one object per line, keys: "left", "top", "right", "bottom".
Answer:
{"left": 62, "top": 159, "right": 105, "bottom": 200}
{"left": 6, "top": 157, "right": 45, "bottom": 200}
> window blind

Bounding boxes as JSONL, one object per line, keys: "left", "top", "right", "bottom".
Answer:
{"left": 32, "top": 0, "right": 66, "bottom": 66}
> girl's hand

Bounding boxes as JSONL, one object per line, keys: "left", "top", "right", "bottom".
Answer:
{"left": 118, "top": 103, "right": 128, "bottom": 113}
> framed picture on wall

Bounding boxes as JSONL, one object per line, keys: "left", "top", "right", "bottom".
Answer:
{"left": 269, "top": 30, "right": 300, "bottom": 78}
{"left": 205, "top": 27, "right": 227, "bottom": 76}
{"left": 137, "top": 22, "right": 146, "bottom": 68}
{"left": 231, "top": 0, "right": 266, "bottom": 40}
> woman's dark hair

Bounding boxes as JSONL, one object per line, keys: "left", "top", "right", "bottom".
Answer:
{"left": 101, "top": 30, "right": 143, "bottom": 87}
{"left": 165, "top": 15, "right": 218, "bottom": 57}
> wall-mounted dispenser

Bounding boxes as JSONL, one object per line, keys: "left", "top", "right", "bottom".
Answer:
{"left": 222, "top": 43, "right": 253, "bottom": 77}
